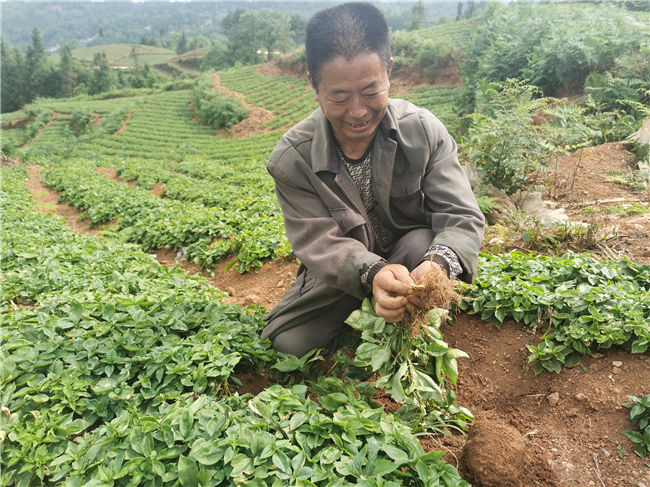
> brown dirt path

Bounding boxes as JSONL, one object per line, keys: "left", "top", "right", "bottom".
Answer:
{"left": 25, "top": 163, "right": 99, "bottom": 236}
{"left": 115, "top": 106, "right": 137, "bottom": 134}
{"left": 211, "top": 73, "right": 275, "bottom": 138}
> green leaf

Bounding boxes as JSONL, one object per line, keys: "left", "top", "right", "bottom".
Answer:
{"left": 290, "top": 412, "right": 308, "bottom": 431}
{"left": 382, "top": 444, "right": 408, "bottom": 465}
{"left": 372, "top": 459, "right": 399, "bottom": 476}
{"left": 371, "top": 348, "right": 390, "bottom": 372}
{"left": 179, "top": 409, "right": 194, "bottom": 438}
{"left": 273, "top": 451, "right": 292, "bottom": 475}
{"left": 229, "top": 454, "right": 253, "bottom": 478}
{"left": 178, "top": 455, "right": 199, "bottom": 487}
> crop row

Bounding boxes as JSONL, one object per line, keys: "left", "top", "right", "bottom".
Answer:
{"left": 461, "top": 251, "right": 650, "bottom": 372}
{"left": 37, "top": 95, "right": 141, "bottom": 115}
{"left": 393, "top": 86, "right": 459, "bottom": 128}
{"left": 414, "top": 17, "right": 484, "bottom": 45}
{"left": 219, "top": 67, "right": 318, "bottom": 129}
{"left": 42, "top": 160, "right": 291, "bottom": 272}
{"left": 116, "top": 159, "right": 277, "bottom": 216}
{"left": 1, "top": 165, "right": 469, "bottom": 487}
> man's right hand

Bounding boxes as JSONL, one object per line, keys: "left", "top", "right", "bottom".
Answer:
{"left": 372, "top": 264, "right": 414, "bottom": 322}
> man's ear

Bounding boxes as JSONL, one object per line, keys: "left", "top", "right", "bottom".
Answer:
{"left": 388, "top": 58, "right": 394, "bottom": 78}
{"left": 307, "top": 72, "right": 320, "bottom": 102}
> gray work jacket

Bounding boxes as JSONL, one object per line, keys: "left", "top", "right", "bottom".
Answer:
{"left": 267, "top": 98, "right": 485, "bottom": 300}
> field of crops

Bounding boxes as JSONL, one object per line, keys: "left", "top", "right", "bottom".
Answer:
{"left": 3, "top": 2, "right": 650, "bottom": 483}
{"left": 51, "top": 44, "right": 178, "bottom": 68}
{"left": 412, "top": 17, "right": 484, "bottom": 46}
{"left": 220, "top": 67, "right": 319, "bottom": 130}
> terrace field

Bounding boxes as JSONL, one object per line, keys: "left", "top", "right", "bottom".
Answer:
{"left": 2, "top": 3, "right": 649, "bottom": 486}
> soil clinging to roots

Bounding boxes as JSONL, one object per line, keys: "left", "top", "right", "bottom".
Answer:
{"left": 404, "top": 262, "right": 460, "bottom": 337}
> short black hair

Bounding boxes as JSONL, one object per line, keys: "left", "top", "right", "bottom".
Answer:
{"left": 306, "top": 2, "right": 391, "bottom": 89}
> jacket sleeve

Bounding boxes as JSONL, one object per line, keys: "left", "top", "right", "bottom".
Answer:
{"left": 419, "top": 112, "right": 485, "bottom": 283}
{"left": 267, "top": 145, "right": 383, "bottom": 300}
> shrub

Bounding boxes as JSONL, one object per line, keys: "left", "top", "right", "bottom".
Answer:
{"left": 192, "top": 77, "right": 249, "bottom": 130}
{"left": 461, "top": 79, "right": 554, "bottom": 195}
{"left": 458, "top": 2, "right": 649, "bottom": 114}
{"left": 416, "top": 42, "right": 457, "bottom": 82}
{"left": 71, "top": 109, "right": 92, "bottom": 136}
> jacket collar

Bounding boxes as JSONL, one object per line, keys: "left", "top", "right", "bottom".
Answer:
{"left": 311, "top": 102, "right": 398, "bottom": 174}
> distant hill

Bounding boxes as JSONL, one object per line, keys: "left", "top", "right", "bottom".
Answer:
{"left": 50, "top": 44, "right": 178, "bottom": 68}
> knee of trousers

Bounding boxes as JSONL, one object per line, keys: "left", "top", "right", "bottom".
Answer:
{"left": 388, "top": 228, "right": 435, "bottom": 270}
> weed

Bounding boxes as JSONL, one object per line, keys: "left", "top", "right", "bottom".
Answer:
{"left": 621, "top": 394, "right": 650, "bottom": 457}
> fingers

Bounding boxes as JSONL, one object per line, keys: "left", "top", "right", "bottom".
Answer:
{"left": 372, "top": 264, "right": 415, "bottom": 322}
{"left": 407, "top": 294, "right": 426, "bottom": 309}
{"left": 375, "top": 303, "right": 405, "bottom": 323}
{"left": 410, "top": 260, "right": 434, "bottom": 283}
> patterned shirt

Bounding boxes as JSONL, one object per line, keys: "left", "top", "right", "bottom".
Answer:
{"left": 335, "top": 146, "right": 397, "bottom": 255}
{"left": 333, "top": 141, "right": 462, "bottom": 290}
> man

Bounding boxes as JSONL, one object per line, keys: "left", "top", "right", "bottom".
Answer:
{"left": 261, "top": 2, "right": 485, "bottom": 357}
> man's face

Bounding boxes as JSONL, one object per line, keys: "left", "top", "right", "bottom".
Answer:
{"left": 309, "top": 53, "right": 392, "bottom": 152}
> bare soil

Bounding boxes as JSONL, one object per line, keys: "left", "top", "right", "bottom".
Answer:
{"left": 25, "top": 163, "right": 99, "bottom": 236}
{"left": 541, "top": 141, "right": 650, "bottom": 264}
{"left": 211, "top": 73, "right": 275, "bottom": 139}
{"left": 1, "top": 118, "right": 28, "bottom": 131}
{"left": 115, "top": 107, "right": 136, "bottom": 134}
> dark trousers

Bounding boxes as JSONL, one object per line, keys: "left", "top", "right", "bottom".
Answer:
{"left": 261, "top": 228, "right": 434, "bottom": 357}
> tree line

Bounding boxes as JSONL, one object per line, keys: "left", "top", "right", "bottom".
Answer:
{"left": 1, "top": 29, "right": 161, "bottom": 114}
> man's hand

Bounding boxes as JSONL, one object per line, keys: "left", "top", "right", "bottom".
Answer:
{"left": 372, "top": 264, "right": 414, "bottom": 322}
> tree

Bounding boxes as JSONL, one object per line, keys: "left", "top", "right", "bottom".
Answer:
{"left": 290, "top": 15, "right": 307, "bottom": 46}
{"left": 91, "top": 52, "right": 114, "bottom": 95}
{"left": 99, "top": 27, "right": 104, "bottom": 37}
{"left": 256, "top": 10, "right": 293, "bottom": 62}
{"left": 129, "top": 46, "right": 140, "bottom": 74}
{"left": 220, "top": 9, "right": 245, "bottom": 35}
{"left": 456, "top": 2, "right": 464, "bottom": 21}
{"left": 228, "top": 10, "right": 293, "bottom": 63}
{"left": 465, "top": 1, "right": 477, "bottom": 19}
{"left": 177, "top": 32, "right": 188, "bottom": 55}
{"left": 409, "top": 1, "right": 427, "bottom": 31}
{"left": 57, "top": 45, "right": 77, "bottom": 98}
{"left": 26, "top": 27, "right": 46, "bottom": 100}
{"left": 1, "top": 40, "right": 27, "bottom": 112}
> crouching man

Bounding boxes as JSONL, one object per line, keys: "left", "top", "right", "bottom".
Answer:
{"left": 261, "top": 2, "right": 485, "bottom": 357}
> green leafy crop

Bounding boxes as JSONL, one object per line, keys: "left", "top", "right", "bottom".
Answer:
{"left": 461, "top": 251, "right": 650, "bottom": 372}
{"left": 621, "top": 394, "right": 650, "bottom": 458}
{"left": 345, "top": 299, "right": 473, "bottom": 435}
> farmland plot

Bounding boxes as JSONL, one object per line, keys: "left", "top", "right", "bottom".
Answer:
{"left": 1, "top": 165, "right": 470, "bottom": 487}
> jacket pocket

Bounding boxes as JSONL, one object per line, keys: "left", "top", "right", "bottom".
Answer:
{"left": 390, "top": 174, "right": 422, "bottom": 197}
{"left": 330, "top": 208, "right": 366, "bottom": 236}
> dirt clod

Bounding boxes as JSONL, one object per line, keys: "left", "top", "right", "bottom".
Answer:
{"left": 547, "top": 392, "right": 560, "bottom": 407}
{"left": 464, "top": 421, "right": 526, "bottom": 487}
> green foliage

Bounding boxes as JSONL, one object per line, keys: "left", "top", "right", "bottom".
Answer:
{"left": 345, "top": 299, "right": 473, "bottom": 435}
{"left": 460, "top": 79, "right": 554, "bottom": 194}
{"left": 71, "top": 108, "right": 93, "bottom": 136}
{"left": 603, "top": 170, "right": 649, "bottom": 193}
{"left": 42, "top": 159, "right": 290, "bottom": 272}
{"left": 391, "top": 85, "right": 458, "bottom": 129}
{"left": 25, "top": 106, "right": 52, "bottom": 139}
{"left": 475, "top": 196, "right": 500, "bottom": 216}
{"left": 416, "top": 42, "right": 457, "bottom": 82}
{"left": 460, "top": 251, "right": 650, "bottom": 371}
{"left": 1, "top": 166, "right": 469, "bottom": 487}
{"left": 458, "top": 2, "right": 650, "bottom": 113}
{"left": 621, "top": 394, "right": 650, "bottom": 457}
{"left": 192, "top": 76, "right": 249, "bottom": 130}
{"left": 220, "top": 66, "right": 318, "bottom": 130}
